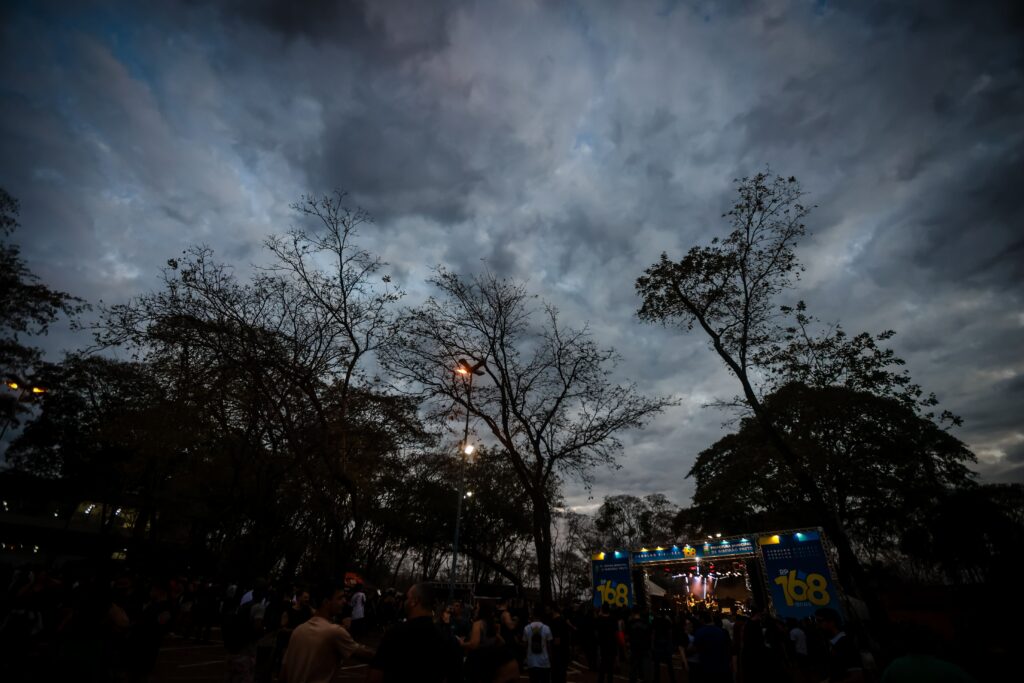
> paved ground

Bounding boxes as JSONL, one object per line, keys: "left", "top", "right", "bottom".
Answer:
{"left": 151, "top": 629, "right": 693, "bottom": 682}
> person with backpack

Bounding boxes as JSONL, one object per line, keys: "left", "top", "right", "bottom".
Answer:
{"left": 522, "top": 606, "right": 553, "bottom": 683}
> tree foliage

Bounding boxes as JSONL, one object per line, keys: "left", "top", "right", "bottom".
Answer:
{"left": 389, "top": 269, "right": 674, "bottom": 602}
{"left": 594, "top": 493, "right": 679, "bottom": 549}
{"left": 637, "top": 171, "right": 892, "bottom": 620}
{"left": 684, "top": 382, "right": 976, "bottom": 561}
{"left": 0, "top": 188, "right": 84, "bottom": 430}
{"left": 87, "top": 194, "right": 427, "bottom": 576}
{"left": 756, "top": 301, "right": 958, "bottom": 425}
{"left": 900, "top": 483, "right": 1024, "bottom": 584}
{"left": 637, "top": 172, "right": 808, "bottom": 383}
{"left": 637, "top": 172, "right": 989, "bottom": 617}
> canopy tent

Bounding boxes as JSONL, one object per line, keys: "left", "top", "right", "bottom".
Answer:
{"left": 645, "top": 576, "right": 666, "bottom": 597}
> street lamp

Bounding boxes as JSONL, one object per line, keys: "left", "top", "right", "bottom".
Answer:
{"left": 450, "top": 357, "right": 485, "bottom": 603}
{"left": 2, "top": 377, "right": 48, "bottom": 441}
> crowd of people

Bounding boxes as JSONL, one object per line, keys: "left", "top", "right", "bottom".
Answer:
{"left": 0, "top": 561, "right": 976, "bottom": 682}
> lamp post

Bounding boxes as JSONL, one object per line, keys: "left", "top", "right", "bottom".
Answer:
{"left": 2, "top": 378, "right": 47, "bottom": 441}
{"left": 450, "top": 357, "right": 484, "bottom": 603}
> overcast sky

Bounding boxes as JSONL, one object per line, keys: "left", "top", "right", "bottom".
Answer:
{"left": 2, "top": 0, "right": 1022, "bottom": 511}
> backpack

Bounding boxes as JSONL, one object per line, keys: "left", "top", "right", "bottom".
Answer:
{"left": 530, "top": 624, "right": 544, "bottom": 654}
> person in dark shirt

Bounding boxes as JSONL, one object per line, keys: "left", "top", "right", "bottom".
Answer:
{"left": 497, "top": 598, "right": 519, "bottom": 651}
{"left": 547, "top": 604, "right": 572, "bottom": 683}
{"left": 465, "top": 643, "right": 521, "bottom": 683}
{"left": 595, "top": 604, "right": 619, "bottom": 683}
{"left": 574, "top": 607, "right": 597, "bottom": 671}
{"left": 126, "top": 578, "right": 176, "bottom": 680}
{"left": 451, "top": 601, "right": 473, "bottom": 641}
{"left": 368, "top": 582, "right": 459, "bottom": 683}
{"left": 286, "top": 590, "right": 314, "bottom": 629}
{"left": 694, "top": 611, "right": 731, "bottom": 683}
{"left": 626, "top": 606, "right": 652, "bottom": 683}
{"left": 651, "top": 611, "right": 677, "bottom": 683}
{"left": 815, "top": 608, "right": 861, "bottom": 683}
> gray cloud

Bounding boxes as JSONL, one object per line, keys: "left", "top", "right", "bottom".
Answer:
{"left": 2, "top": 0, "right": 1022, "bottom": 508}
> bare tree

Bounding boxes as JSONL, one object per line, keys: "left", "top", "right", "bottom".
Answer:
{"left": 94, "top": 193, "right": 415, "bottom": 574}
{"left": 388, "top": 269, "right": 674, "bottom": 603}
{"left": 551, "top": 509, "right": 598, "bottom": 603}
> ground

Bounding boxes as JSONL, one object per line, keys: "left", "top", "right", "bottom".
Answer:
{"left": 151, "top": 629, "right": 693, "bottom": 682}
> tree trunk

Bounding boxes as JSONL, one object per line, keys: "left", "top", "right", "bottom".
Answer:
{"left": 531, "top": 495, "right": 554, "bottom": 605}
{"left": 391, "top": 548, "right": 409, "bottom": 585}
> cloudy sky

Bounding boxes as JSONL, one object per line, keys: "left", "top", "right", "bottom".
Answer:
{"left": 2, "top": 0, "right": 1022, "bottom": 510}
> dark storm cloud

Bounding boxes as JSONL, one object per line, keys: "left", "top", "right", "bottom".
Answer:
{"left": 216, "top": 0, "right": 452, "bottom": 58}
{"left": 2, "top": 0, "right": 1022, "bottom": 506}
{"left": 1005, "top": 440, "right": 1024, "bottom": 465}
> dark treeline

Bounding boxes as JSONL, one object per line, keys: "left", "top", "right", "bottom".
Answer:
{"left": 0, "top": 189, "right": 669, "bottom": 604}
{"left": 1, "top": 176, "right": 1021, "bottom": 678}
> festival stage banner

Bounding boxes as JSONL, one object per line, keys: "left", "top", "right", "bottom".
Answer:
{"left": 591, "top": 553, "right": 633, "bottom": 608}
{"left": 758, "top": 531, "right": 844, "bottom": 620}
{"left": 698, "top": 537, "right": 756, "bottom": 559}
{"left": 631, "top": 537, "right": 756, "bottom": 565}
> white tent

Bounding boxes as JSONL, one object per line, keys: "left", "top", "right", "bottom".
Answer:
{"left": 645, "top": 576, "right": 666, "bottom": 597}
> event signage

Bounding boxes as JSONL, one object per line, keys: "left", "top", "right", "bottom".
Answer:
{"left": 591, "top": 553, "right": 633, "bottom": 608}
{"left": 759, "top": 531, "right": 843, "bottom": 620}
{"left": 631, "top": 546, "right": 693, "bottom": 565}
{"left": 631, "top": 537, "right": 756, "bottom": 565}
{"left": 699, "top": 538, "right": 755, "bottom": 559}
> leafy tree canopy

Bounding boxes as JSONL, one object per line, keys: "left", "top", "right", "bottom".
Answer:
{"left": 684, "top": 382, "right": 976, "bottom": 562}
{"left": 594, "top": 493, "right": 678, "bottom": 550}
{"left": 1, "top": 188, "right": 84, "bottom": 430}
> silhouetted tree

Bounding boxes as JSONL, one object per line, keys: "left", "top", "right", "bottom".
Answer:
{"left": 390, "top": 269, "right": 674, "bottom": 603}
{"left": 374, "top": 445, "right": 537, "bottom": 588}
{"left": 594, "top": 493, "right": 679, "bottom": 549}
{"left": 636, "top": 171, "right": 884, "bottom": 622}
{"left": 551, "top": 510, "right": 597, "bottom": 603}
{"left": 93, "top": 193, "right": 424, "bottom": 575}
{"left": 683, "top": 382, "right": 975, "bottom": 563}
{"left": 901, "top": 483, "right": 1024, "bottom": 584}
{"left": 0, "top": 188, "right": 84, "bottom": 434}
